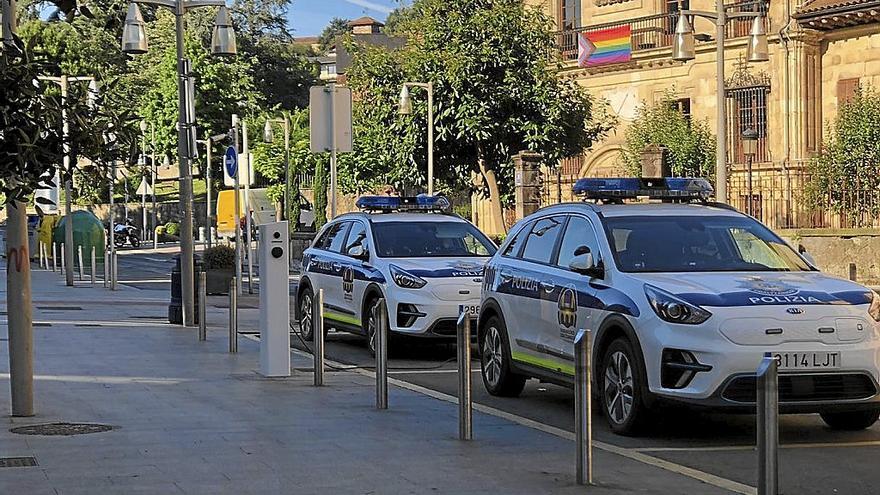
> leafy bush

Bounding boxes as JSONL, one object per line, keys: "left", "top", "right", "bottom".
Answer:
{"left": 621, "top": 92, "right": 715, "bottom": 179}
{"left": 164, "top": 222, "right": 180, "bottom": 236}
{"left": 804, "top": 86, "right": 880, "bottom": 226}
{"left": 203, "top": 245, "right": 236, "bottom": 270}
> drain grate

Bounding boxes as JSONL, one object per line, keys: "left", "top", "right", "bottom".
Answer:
{"left": 37, "top": 306, "right": 83, "bottom": 311}
{"left": 10, "top": 422, "right": 114, "bottom": 436}
{"left": 0, "top": 457, "right": 38, "bottom": 468}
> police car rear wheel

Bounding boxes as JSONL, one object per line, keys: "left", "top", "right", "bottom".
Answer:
{"left": 601, "top": 339, "right": 648, "bottom": 435}
{"left": 299, "top": 288, "right": 315, "bottom": 341}
{"left": 820, "top": 409, "right": 880, "bottom": 430}
{"left": 480, "top": 317, "right": 526, "bottom": 397}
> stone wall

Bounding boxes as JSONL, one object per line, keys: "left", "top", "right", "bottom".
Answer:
{"left": 779, "top": 230, "right": 880, "bottom": 285}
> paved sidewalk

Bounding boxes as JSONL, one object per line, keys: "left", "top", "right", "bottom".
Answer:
{"left": 1, "top": 264, "right": 732, "bottom": 494}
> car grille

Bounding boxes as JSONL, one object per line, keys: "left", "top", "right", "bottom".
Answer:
{"left": 722, "top": 373, "right": 878, "bottom": 403}
{"left": 429, "top": 319, "right": 457, "bottom": 336}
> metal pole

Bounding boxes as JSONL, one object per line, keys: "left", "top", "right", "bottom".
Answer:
{"left": 60, "top": 242, "right": 66, "bottom": 274}
{"left": 375, "top": 298, "right": 388, "bottom": 410}
{"left": 329, "top": 84, "right": 338, "bottom": 219}
{"left": 232, "top": 115, "right": 242, "bottom": 296}
{"left": 60, "top": 75, "right": 76, "bottom": 287}
{"left": 243, "top": 121, "right": 253, "bottom": 295}
{"left": 90, "top": 246, "right": 96, "bottom": 285}
{"left": 456, "top": 312, "right": 472, "bottom": 440}
{"left": 283, "top": 117, "right": 290, "bottom": 222}
{"left": 206, "top": 140, "right": 213, "bottom": 249}
{"left": 175, "top": 7, "right": 196, "bottom": 327}
{"left": 6, "top": 201, "right": 34, "bottom": 416}
{"left": 314, "top": 288, "right": 325, "bottom": 386}
{"left": 109, "top": 159, "right": 116, "bottom": 283}
{"left": 52, "top": 242, "right": 57, "bottom": 272}
{"left": 111, "top": 251, "right": 118, "bottom": 290}
{"left": 141, "top": 129, "right": 148, "bottom": 241}
{"left": 103, "top": 250, "right": 108, "bottom": 287}
{"left": 715, "top": 4, "right": 728, "bottom": 204}
{"left": 228, "top": 276, "right": 238, "bottom": 352}
{"left": 757, "top": 352, "right": 779, "bottom": 495}
{"left": 427, "top": 82, "right": 434, "bottom": 196}
{"left": 198, "top": 271, "right": 206, "bottom": 341}
{"left": 151, "top": 125, "right": 158, "bottom": 249}
{"left": 77, "top": 244, "right": 84, "bottom": 281}
{"left": 575, "top": 328, "right": 593, "bottom": 486}
{"left": 747, "top": 155, "right": 754, "bottom": 215}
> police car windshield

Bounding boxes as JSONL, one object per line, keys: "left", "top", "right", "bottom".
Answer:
{"left": 604, "top": 215, "right": 813, "bottom": 273}
{"left": 372, "top": 221, "right": 497, "bottom": 258}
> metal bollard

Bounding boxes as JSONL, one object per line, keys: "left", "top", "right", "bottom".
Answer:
{"left": 78, "top": 245, "right": 85, "bottom": 281}
{"left": 314, "top": 289, "right": 325, "bottom": 386}
{"left": 60, "top": 243, "right": 66, "bottom": 275}
{"left": 849, "top": 263, "right": 857, "bottom": 282}
{"left": 228, "top": 277, "right": 238, "bottom": 353}
{"left": 198, "top": 271, "right": 207, "bottom": 342}
{"left": 757, "top": 352, "right": 779, "bottom": 495}
{"left": 375, "top": 298, "right": 388, "bottom": 410}
{"left": 103, "top": 251, "right": 109, "bottom": 288}
{"left": 574, "top": 328, "right": 593, "bottom": 486}
{"left": 456, "top": 312, "right": 473, "bottom": 440}
{"left": 52, "top": 243, "right": 58, "bottom": 272}
{"left": 111, "top": 251, "right": 118, "bottom": 290}
{"left": 90, "top": 247, "right": 96, "bottom": 285}
{"left": 38, "top": 243, "right": 44, "bottom": 269}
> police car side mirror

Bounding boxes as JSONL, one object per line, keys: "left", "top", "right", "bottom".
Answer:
{"left": 569, "top": 252, "right": 603, "bottom": 278}
{"left": 348, "top": 245, "right": 369, "bottom": 261}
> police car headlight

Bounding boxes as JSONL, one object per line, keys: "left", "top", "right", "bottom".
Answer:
{"left": 868, "top": 291, "right": 880, "bottom": 322}
{"left": 644, "top": 285, "right": 712, "bottom": 325}
{"left": 390, "top": 264, "right": 427, "bottom": 289}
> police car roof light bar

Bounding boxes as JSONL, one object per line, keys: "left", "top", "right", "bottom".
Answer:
{"left": 356, "top": 194, "right": 452, "bottom": 213}
{"left": 572, "top": 177, "right": 714, "bottom": 202}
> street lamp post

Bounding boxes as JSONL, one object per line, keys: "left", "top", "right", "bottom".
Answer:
{"left": 398, "top": 82, "right": 435, "bottom": 195}
{"left": 139, "top": 120, "right": 149, "bottom": 241}
{"left": 263, "top": 117, "right": 290, "bottom": 222}
{"left": 122, "top": 0, "right": 236, "bottom": 326}
{"left": 742, "top": 128, "right": 758, "bottom": 216}
{"left": 38, "top": 74, "right": 96, "bottom": 287}
{"left": 199, "top": 133, "right": 227, "bottom": 249}
{"left": 672, "top": 6, "right": 768, "bottom": 204}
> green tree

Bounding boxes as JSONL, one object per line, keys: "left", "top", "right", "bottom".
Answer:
{"left": 804, "top": 86, "right": 880, "bottom": 227}
{"left": 344, "top": 0, "right": 615, "bottom": 230}
{"left": 318, "top": 17, "right": 349, "bottom": 53}
{"left": 621, "top": 93, "right": 716, "bottom": 178}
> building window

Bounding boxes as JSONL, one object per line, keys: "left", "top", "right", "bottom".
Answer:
{"left": 727, "top": 86, "right": 770, "bottom": 164}
{"left": 725, "top": 0, "right": 769, "bottom": 38}
{"left": 838, "top": 78, "right": 860, "bottom": 105}
{"left": 665, "top": 0, "right": 689, "bottom": 15}
{"left": 559, "top": 0, "right": 577, "bottom": 30}
{"left": 671, "top": 98, "right": 691, "bottom": 121}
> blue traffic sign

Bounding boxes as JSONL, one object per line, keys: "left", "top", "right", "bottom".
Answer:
{"left": 224, "top": 146, "right": 238, "bottom": 177}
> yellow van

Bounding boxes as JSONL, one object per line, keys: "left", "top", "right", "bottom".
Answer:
{"left": 215, "top": 188, "right": 274, "bottom": 239}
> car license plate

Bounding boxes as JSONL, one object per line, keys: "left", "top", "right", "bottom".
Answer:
{"left": 771, "top": 351, "right": 840, "bottom": 371}
{"left": 459, "top": 305, "right": 480, "bottom": 317}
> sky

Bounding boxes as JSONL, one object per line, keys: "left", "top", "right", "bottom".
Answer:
{"left": 288, "top": 0, "right": 406, "bottom": 37}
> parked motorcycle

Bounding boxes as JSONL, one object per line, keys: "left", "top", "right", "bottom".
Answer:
{"left": 110, "top": 220, "right": 141, "bottom": 248}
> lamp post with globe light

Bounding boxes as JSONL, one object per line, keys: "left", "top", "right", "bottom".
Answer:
{"left": 122, "top": 0, "right": 236, "bottom": 326}
{"left": 671, "top": 6, "right": 768, "bottom": 204}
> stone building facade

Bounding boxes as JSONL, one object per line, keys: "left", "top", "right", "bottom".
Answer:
{"left": 520, "top": 0, "right": 880, "bottom": 230}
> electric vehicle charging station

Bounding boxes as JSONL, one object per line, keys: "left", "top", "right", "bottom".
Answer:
{"left": 258, "top": 221, "right": 290, "bottom": 377}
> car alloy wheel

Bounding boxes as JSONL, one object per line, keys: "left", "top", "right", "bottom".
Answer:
{"left": 300, "top": 290, "right": 314, "bottom": 341}
{"left": 604, "top": 351, "right": 635, "bottom": 425}
{"left": 482, "top": 325, "right": 504, "bottom": 389}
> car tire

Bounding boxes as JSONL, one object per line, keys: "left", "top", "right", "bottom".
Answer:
{"left": 820, "top": 409, "right": 880, "bottom": 430}
{"left": 298, "top": 286, "right": 315, "bottom": 341}
{"left": 479, "top": 315, "right": 526, "bottom": 397}
{"left": 364, "top": 296, "right": 390, "bottom": 358}
{"left": 600, "top": 338, "right": 650, "bottom": 435}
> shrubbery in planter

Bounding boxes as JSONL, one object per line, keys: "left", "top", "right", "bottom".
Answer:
{"left": 202, "top": 245, "right": 236, "bottom": 295}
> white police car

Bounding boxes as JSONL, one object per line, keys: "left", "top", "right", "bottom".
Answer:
{"left": 479, "top": 178, "right": 880, "bottom": 434}
{"left": 296, "top": 195, "right": 496, "bottom": 354}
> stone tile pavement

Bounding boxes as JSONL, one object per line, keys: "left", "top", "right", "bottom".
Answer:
{"left": 0, "top": 264, "right": 733, "bottom": 494}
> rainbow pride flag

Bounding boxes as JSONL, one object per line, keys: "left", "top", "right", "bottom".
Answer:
{"left": 577, "top": 25, "right": 632, "bottom": 68}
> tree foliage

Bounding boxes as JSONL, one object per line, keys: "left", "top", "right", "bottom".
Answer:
{"left": 344, "top": 0, "right": 615, "bottom": 228}
{"left": 621, "top": 93, "right": 715, "bottom": 178}
{"left": 804, "top": 86, "right": 880, "bottom": 226}
{"left": 318, "top": 17, "right": 349, "bottom": 53}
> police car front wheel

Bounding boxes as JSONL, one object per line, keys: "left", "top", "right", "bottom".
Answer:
{"left": 298, "top": 287, "right": 315, "bottom": 341}
{"left": 600, "top": 338, "right": 649, "bottom": 435}
{"left": 479, "top": 316, "right": 526, "bottom": 397}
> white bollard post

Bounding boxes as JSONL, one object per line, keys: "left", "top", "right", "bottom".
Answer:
{"left": 77, "top": 245, "right": 85, "bottom": 281}
{"left": 60, "top": 243, "right": 65, "bottom": 275}
{"left": 91, "top": 247, "right": 96, "bottom": 285}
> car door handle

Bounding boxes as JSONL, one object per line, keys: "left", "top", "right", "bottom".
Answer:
{"left": 332, "top": 262, "right": 342, "bottom": 272}
{"left": 540, "top": 281, "right": 555, "bottom": 293}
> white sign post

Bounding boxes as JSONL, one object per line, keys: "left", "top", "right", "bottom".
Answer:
{"left": 310, "top": 84, "right": 353, "bottom": 219}
{"left": 136, "top": 177, "right": 154, "bottom": 240}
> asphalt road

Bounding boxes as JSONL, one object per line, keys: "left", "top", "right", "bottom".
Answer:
{"left": 118, "top": 248, "right": 880, "bottom": 494}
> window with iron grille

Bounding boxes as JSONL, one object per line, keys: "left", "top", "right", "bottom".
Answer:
{"left": 559, "top": 0, "right": 578, "bottom": 30}
{"left": 727, "top": 86, "right": 770, "bottom": 164}
{"left": 671, "top": 98, "right": 692, "bottom": 122}
{"left": 724, "top": 0, "right": 769, "bottom": 38}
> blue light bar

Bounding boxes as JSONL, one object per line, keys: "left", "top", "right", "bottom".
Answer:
{"left": 572, "top": 177, "right": 713, "bottom": 201}
{"left": 356, "top": 194, "right": 451, "bottom": 212}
